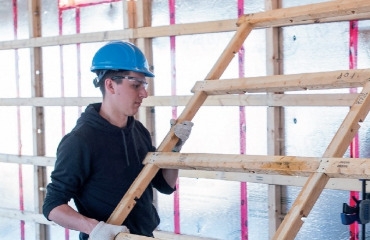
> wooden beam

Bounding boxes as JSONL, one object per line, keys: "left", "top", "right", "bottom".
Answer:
{"left": 1, "top": 0, "right": 370, "bottom": 50}
{"left": 0, "top": 93, "right": 360, "bottom": 107}
{"left": 106, "top": 163, "right": 160, "bottom": 225}
{"left": 0, "top": 153, "right": 363, "bottom": 191}
{"left": 273, "top": 81, "right": 370, "bottom": 239}
{"left": 115, "top": 233, "right": 157, "bottom": 240}
{"left": 0, "top": 208, "right": 54, "bottom": 225}
{"left": 181, "top": 170, "right": 362, "bottom": 191}
{"left": 192, "top": 69, "right": 370, "bottom": 94}
{"left": 0, "top": 153, "right": 55, "bottom": 166}
{"left": 28, "top": 0, "right": 47, "bottom": 239}
{"left": 116, "top": 230, "right": 218, "bottom": 240}
{"left": 0, "top": 97, "right": 100, "bottom": 106}
{"left": 153, "top": 231, "right": 217, "bottom": 240}
{"left": 264, "top": 0, "right": 284, "bottom": 230}
{"left": 0, "top": 19, "right": 237, "bottom": 50}
{"left": 238, "top": 0, "right": 370, "bottom": 28}
{"left": 143, "top": 152, "right": 370, "bottom": 179}
{"left": 0, "top": 0, "right": 368, "bottom": 50}
{"left": 144, "top": 152, "right": 318, "bottom": 176}
{"left": 135, "top": 0, "right": 156, "bottom": 142}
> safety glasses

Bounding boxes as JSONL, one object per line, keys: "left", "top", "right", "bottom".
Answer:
{"left": 111, "top": 75, "right": 149, "bottom": 90}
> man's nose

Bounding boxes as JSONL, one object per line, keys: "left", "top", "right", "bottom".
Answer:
{"left": 139, "top": 88, "right": 148, "bottom": 98}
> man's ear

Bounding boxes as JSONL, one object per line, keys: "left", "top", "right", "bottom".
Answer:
{"left": 105, "top": 78, "right": 115, "bottom": 94}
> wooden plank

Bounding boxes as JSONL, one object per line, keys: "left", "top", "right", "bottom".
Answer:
{"left": 28, "top": 0, "right": 47, "bottom": 239}
{"left": 268, "top": 184, "right": 282, "bottom": 238}
{"left": 144, "top": 152, "right": 318, "bottom": 176}
{"left": 192, "top": 69, "right": 370, "bottom": 94}
{"left": 2, "top": 1, "right": 370, "bottom": 50}
{"left": 0, "top": 19, "right": 237, "bottom": 50}
{"left": 153, "top": 231, "right": 217, "bottom": 240}
{"left": 273, "top": 81, "right": 370, "bottom": 239}
{"left": 262, "top": 3, "right": 283, "bottom": 232}
{"left": 115, "top": 233, "right": 158, "bottom": 240}
{"left": 0, "top": 208, "right": 54, "bottom": 225}
{"left": 116, "top": 230, "right": 218, "bottom": 240}
{"left": 0, "top": 153, "right": 363, "bottom": 191}
{"left": 0, "top": 153, "right": 55, "bottom": 166}
{"left": 180, "top": 170, "right": 309, "bottom": 188}
{"left": 135, "top": 0, "right": 156, "bottom": 139}
{"left": 267, "top": 107, "right": 284, "bottom": 159}
{"left": 0, "top": 93, "right": 359, "bottom": 107}
{"left": 142, "top": 93, "right": 358, "bottom": 107}
{"left": 238, "top": 0, "right": 370, "bottom": 28}
{"left": 267, "top": 105, "right": 284, "bottom": 238}
{"left": 0, "top": 97, "right": 100, "bottom": 106}
{"left": 143, "top": 152, "right": 370, "bottom": 179}
{"left": 106, "top": 164, "right": 159, "bottom": 225}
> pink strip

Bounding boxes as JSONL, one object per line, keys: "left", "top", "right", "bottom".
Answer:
{"left": 238, "top": 1, "right": 248, "bottom": 239}
{"left": 168, "top": 0, "right": 180, "bottom": 234}
{"left": 13, "top": 0, "right": 25, "bottom": 239}
{"left": 58, "top": 5, "right": 66, "bottom": 137}
{"left": 76, "top": 8, "right": 83, "bottom": 116}
{"left": 58, "top": 2, "right": 69, "bottom": 239}
{"left": 349, "top": 20, "right": 359, "bottom": 240}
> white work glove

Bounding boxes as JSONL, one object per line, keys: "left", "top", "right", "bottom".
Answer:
{"left": 89, "top": 221, "right": 129, "bottom": 240}
{"left": 170, "top": 119, "right": 194, "bottom": 152}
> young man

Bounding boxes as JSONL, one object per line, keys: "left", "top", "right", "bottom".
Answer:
{"left": 43, "top": 41, "right": 193, "bottom": 239}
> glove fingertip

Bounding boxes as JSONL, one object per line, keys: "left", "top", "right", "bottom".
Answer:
{"left": 184, "top": 121, "right": 194, "bottom": 126}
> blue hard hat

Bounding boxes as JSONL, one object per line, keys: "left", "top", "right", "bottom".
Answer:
{"left": 90, "top": 41, "right": 154, "bottom": 79}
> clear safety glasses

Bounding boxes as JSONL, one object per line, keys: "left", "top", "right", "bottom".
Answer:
{"left": 111, "top": 75, "right": 149, "bottom": 90}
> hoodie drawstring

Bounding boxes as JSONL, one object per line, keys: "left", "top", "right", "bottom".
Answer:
{"left": 121, "top": 131, "right": 130, "bottom": 166}
{"left": 131, "top": 133, "right": 141, "bottom": 164}
{"left": 121, "top": 129, "right": 141, "bottom": 166}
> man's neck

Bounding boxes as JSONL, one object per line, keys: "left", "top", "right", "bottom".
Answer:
{"left": 99, "top": 101, "right": 128, "bottom": 128}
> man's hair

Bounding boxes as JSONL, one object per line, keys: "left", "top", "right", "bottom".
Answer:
{"left": 98, "top": 70, "right": 130, "bottom": 97}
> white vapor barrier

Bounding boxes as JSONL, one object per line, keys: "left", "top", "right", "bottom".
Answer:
{"left": 281, "top": 21, "right": 349, "bottom": 74}
{"left": 358, "top": 20, "right": 370, "bottom": 69}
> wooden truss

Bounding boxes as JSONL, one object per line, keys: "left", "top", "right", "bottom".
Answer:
{"left": 112, "top": 0, "right": 370, "bottom": 239}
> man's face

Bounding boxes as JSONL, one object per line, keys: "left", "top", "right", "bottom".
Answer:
{"left": 108, "top": 71, "right": 149, "bottom": 117}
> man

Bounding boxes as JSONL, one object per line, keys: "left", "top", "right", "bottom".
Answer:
{"left": 43, "top": 41, "right": 193, "bottom": 239}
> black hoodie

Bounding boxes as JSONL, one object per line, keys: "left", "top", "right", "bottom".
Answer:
{"left": 43, "top": 103, "right": 175, "bottom": 239}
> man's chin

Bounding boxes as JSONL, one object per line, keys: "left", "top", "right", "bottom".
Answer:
{"left": 129, "top": 109, "right": 139, "bottom": 116}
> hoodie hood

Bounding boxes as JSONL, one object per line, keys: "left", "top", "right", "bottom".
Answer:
{"left": 77, "top": 103, "right": 138, "bottom": 166}
{"left": 77, "top": 103, "right": 135, "bottom": 134}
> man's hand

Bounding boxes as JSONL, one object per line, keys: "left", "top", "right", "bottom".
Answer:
{"left": 171, "top": 119, "right": 194, "bottom": 152}
{"left": 89, "top": 221, "right": 129, "bottom": 240}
